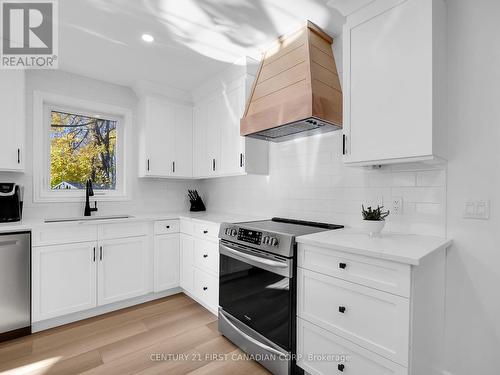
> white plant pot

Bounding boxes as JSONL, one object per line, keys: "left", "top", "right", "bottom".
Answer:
{"left": 362, "top": 220, "right": 386, "bottom": 237}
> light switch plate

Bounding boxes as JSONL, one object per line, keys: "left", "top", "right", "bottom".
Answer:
{"left": 463, "top": 200, "right": 490, "bottom": 220}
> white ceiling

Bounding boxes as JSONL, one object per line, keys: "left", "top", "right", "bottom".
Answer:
{"left": 58, "top": 0, "right": 371, "bottom": 92}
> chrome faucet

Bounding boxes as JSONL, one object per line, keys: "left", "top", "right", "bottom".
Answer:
{"left": 84, "top": 179, "right": 98, "bottom": 216}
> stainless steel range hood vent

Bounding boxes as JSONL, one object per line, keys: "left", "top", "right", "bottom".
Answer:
{"left": 241, "top": 21, "right": 342, "bottom": 142}
{"left": 247, "top": 118, "right": 340, "bottom": 142}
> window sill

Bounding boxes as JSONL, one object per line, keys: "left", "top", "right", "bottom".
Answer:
{"left": 33, "top": 192, "right": 131, "bottom": 203}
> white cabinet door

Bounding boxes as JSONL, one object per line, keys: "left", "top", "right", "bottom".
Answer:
{"left": 173, "top": 105, "right": 193, "bottom": 177}
{"left": 205, "top": 95, "right": 222, "bottom": 176}
{"left": 220, "top": 81, "right": 245, "bottom": 175}
{"left": 343, "top": 0, "right": 444, "bottom": 165}
{"left": 297, "top": 318, "right": 407, "bottom": 375}
{"left": 154, "top": 234, "right": 180, "bottom": 292}
{"left": 180, "top": 233, "right": 195, "bottom": 293}
{"left": 0, "top": 70, "right": 24, "bottom": 171}
{"left": 193, "top": 102, "right": 211, "bottom": 177}
{"left": 33, "top": 242, "right": 97, "bottom": 321}
{"left": 98, "top": 237, "right": 149, "bottom": 306}
{"left": 143, "top": 96, "right": 175, "bottom": 176}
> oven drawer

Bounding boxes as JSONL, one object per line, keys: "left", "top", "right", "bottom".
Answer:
{"left": 297, "top": 268, "right": 410, "bottom": 366}
{"left": 193, "top": 221, "right": 220, "bottom": 240}
{"left": 194, "top": 238, "right": 219, "bottom": 274}
{"left": 193, "top": 268, "right": 218, "bottom": 312}
{"left": 154, "top": 220, "right": 179, "bottom": 235}
{"left": 297, "top": 318, "right": 407, "bottom": 375}
{"left": 298, "top": 244, "right": 411, "bottom": 297}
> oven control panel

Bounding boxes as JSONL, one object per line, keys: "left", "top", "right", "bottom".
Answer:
{"left": 237, "top": 228, "right": 262, "bottom": 245}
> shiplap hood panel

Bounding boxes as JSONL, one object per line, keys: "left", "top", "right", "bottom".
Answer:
{"left": 240, "top": 21, "right": 343, "bottom": 142}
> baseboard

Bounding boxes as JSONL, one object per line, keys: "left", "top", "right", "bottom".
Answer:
{"left": 32, "top": 287, "right": 182, "bottom": 332}
{"left": 441, "top": 371, "right": 455, "bottom": 375}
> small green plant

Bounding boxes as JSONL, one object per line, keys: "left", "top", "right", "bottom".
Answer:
{"left": 362, "top": 205, "right": 390, "bottom": 221}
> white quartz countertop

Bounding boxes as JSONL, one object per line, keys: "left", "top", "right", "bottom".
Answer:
{"left": 296, "top": 228, "right": 452, "bottom": 265}
{"left": 0, "top": 211, "right": 266, "bottom": 234}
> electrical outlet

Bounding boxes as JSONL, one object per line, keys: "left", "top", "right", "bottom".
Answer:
{"left": 392, "top": 197, "right": 403, "bottom": 215}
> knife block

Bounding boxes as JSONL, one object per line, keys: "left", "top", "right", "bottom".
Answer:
{"left": 190, "top": 196, "right": 206, "bottom": 212}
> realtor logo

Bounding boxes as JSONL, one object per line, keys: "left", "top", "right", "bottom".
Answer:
{"left": 1, "top": 0, "right": 58, "bottom": 69}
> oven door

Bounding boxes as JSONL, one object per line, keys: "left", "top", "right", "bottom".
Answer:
{"left": 219, "top": 240, "right": 293, "bottom": 351}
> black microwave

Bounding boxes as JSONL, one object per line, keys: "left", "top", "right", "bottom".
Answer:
{"left": 0, "top": 183, "right": 23, "bottom": 222}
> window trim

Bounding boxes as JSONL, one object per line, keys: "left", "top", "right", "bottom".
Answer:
{"left": 33, "top": 91, "right": 131, "bottom": 202}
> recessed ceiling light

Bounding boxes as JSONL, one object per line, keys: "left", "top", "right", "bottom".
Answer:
{"left": 141, "top": 34, "right": 154, "bottom": 43}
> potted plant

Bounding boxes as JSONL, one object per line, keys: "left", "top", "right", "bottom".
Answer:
{"left": 361, "top": 205, "right": 390, "bottom": 236}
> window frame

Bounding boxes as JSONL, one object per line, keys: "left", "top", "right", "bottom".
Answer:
{"left": 33, "top": 91, "right": 131, "bottom": 202}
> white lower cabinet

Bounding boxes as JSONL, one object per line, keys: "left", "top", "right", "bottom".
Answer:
{"left": 193, "top": 267, "right": 218, "bottom": 312}
{"left": 297, "top": 318, "right": 407, "bottom": 375}
{"left": 154, "top": 234, "right": 180, "bottom": 292}
{"left": 180, "top": 218, "right": 220, "bottom": 314}
{"left": 297, "top": 242, "right": 446, "bottom": 375}
{"left": 33, "top": 242, "right": 97, "bottom": 321}
{"left": 98, "top": 237, "right": 149, "bottom": 306}
{"left": 180, "top": 233, "right": 195, "bottom": 293}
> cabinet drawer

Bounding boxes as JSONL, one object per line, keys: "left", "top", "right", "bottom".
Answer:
{"left": 180, "top": 218, "right": 194, "bottom": 235}
{"left": 154, "top": 220, "right": 180, "bottom": 235}
{"left": 298, "top": 268, "right": 410, "bottom": 366}
{"left": 298, "top": 244, "right": 411, "bottom": 297}
{"left": 98, "top": 222, "right": 148, "bottom": 240}
{"left": 33, "top": 224, "right": 97, "bottom": 246}
{"left": 193, "top": 221, "right": 220, "bottom": 240}
{"left": 194, "top": 238, "right": 219, "bottom": 274}
{"left": 193, "top": 268, "right": 218, "bottom": 312}
{"left": 297, "top": 318, "right": 407, "bottom": 375}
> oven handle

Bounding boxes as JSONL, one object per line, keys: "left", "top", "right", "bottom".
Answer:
{"left": 219, "top": 309, "right": 287, "bottom": 358}
{"left": 220, "top": 243, "right": 288, "bottom": 268}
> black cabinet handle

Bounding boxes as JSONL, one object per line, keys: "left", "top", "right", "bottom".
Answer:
{"left": 339, "top": 262, "right": 347, "bottom": 269}
{"left": 212, "top": 158, "right": 216, "bottom": 171}
{"left": 93, "top": 247, "right": 96, "bottom": 262}
{"left": 166, "top": 225, "right": 170, "bottom": 229}
{"left": 17, "top": 148, "right": 20, "bottom": 164}
{"left": 147, "top": 159, "right": 150, "bottom": 171}
{"left": 172, "top": 161, "right": 175, "bottom": 173}
{"left": 338, "top": 363, "right": 345, "bottom": 372}
{"left": 338, "top": 306, "right": 346, "bottom": 313}
{"left": 203, "top": 230, "right": 208, "bottom": 234}
{"left": 203, "top": 286, "right": 208, "bottom": 291}
{"left": 203, "top": 254, "right": 208, "bottom": 258}
{"left": 99, "top": 246, "right": 103, "bottom": 261}
{"left": 240, "top": 153, "right": 243, "bottom": 168}
{"left": 342, "top": 134, "right": 346, "bottom": 155}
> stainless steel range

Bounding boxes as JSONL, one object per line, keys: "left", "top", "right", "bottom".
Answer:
{"left": 218, "top": 217, "right": 343, "bottom": 375}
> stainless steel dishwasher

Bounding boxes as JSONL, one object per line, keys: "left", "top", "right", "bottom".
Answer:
{"left": 0, "top": 232, "right": 31, "bottom": 342}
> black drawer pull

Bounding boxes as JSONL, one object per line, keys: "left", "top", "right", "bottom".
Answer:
{"left": 339, "top": 262, "right": 347, "bottom": 269}
{"left": 338, "top": 363, "right": 345, "bottom": 372}
{"left": 203, "top": 254, "right": 208, "bottom": 258}
{"left": 203, "top": 230, "right": 208, "bottom": 234}
{"left": 166, "top": 225, "right": 170, "bottom": 229}
{"left": 203, "top": 287, "right": 208, "bottom": 291}
{"left": 338, "top": 306, "right": 346, "bottom": 313}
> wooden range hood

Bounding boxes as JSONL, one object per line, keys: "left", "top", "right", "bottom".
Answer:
{"left": 241, "top": 21, "right": 343, "bottom": 142}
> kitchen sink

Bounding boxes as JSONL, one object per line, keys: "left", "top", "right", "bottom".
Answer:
{"left": 44, "top": 215, "right": 134, "bottom": 223}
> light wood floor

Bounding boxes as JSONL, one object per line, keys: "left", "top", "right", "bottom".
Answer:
{"left": 0, "top": 293, "right": 271, "bottom": 375}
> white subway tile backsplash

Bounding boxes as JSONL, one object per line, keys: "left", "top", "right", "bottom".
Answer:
{"left": 202, "top": 133, "right": 446, "bottom": 237}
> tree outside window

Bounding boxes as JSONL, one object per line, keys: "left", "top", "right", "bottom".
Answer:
{"left": 50, "top": 110, "right": 117, "bottom": 190}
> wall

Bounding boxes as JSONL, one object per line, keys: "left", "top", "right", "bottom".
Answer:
{"left": 0, "top": 70, "right": 198, "bottom": 219}
{"left": 444, "top": 0, "right": 500, "bottom": 374}
{"left": 202, "top": 131, "right": 447, "bottom": 237}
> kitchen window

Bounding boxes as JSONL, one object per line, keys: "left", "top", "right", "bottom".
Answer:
{"left": 33, "top": 92, "right": 131, "bottom": 202}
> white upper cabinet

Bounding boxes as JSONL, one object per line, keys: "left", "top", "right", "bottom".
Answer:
{"left": 139, "top": 95, "right": 193, "bottom": 178}
{"left": 0, "top": 70, "right": 25, "bottom": 172}
{"left": 193, "top": 58, "right": 269, "bottom": 178}
{"left": 342, "top": 0, "right": 447, "bottom": 166}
